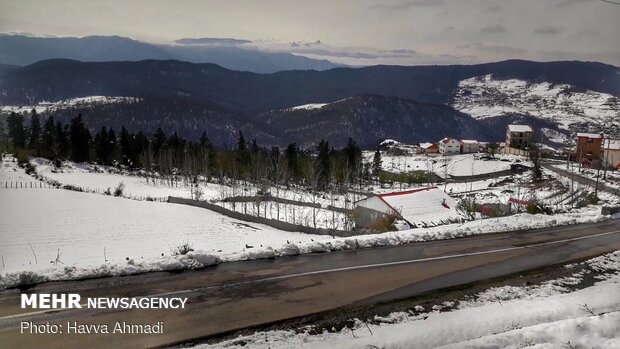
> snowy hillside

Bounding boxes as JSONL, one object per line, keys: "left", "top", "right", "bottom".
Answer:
{"left": 452, "top": 74, "right": 620, "bottom": 131}
{"left": 0, "top": 96, "right": 141, "bottom": 114}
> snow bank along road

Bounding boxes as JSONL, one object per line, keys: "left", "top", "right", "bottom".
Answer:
{"left": 1, "top": 220, "right": 620, "bottom": 348}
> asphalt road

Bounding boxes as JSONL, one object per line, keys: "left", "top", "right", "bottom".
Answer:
{"left": 1, "top": 220, "right": 620, "bottom": 348}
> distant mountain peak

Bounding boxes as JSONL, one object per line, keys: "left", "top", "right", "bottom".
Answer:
{"left": 174, "top": 37, "right": 252, "bottom": 46}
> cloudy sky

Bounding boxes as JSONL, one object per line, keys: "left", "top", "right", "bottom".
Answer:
{"left": 1, "top": 0, "right": 619, "bottom": 66}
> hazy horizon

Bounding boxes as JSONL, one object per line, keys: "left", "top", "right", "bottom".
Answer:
{"left": 1, "top": 0, "right": 619, "bottom": 66}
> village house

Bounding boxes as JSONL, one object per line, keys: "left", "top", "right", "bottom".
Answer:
{"left": 602, "top": 139, "right": 620, "bottom": 169}
{"left": 576, "top": 133, "right": 604, "bottom": 168}
{"left": 504, "top": 124, "right": 533, "bottom": 156}
{"left": 438, "top": 137, "right": 461, "bottom": 155}
{"left": 419, "top": 142, "right": 439, "bottom": 154}
{"left": 460, "top": 140, "right": 479, "bottom": 154}
{"left": 354, "top": 187, "right": 465, "bottom": 230}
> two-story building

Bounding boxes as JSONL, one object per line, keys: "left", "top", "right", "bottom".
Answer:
{"left": 460, "top": 140, "right": 479, "bottom": 154}
{"left": 576, "top": 133, "right": 604, "bottom": 168}
{"left": 504, "top": 124, "right": 533, "bottom": 156}
{"left": 438, "top": 137, "right": 461, "bottom": 155}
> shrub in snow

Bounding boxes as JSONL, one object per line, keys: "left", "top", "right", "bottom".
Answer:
{"left": 172, "top": 241, "right": 195, "bottom": 256}
{"left": 113, "top": 182, "right": 125, "bottom": 197}
{"left": 62, "top": 184, "right": 84, "bottom": 192}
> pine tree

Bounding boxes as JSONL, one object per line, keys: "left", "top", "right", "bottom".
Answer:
{"left": 69, "top": 114, "right": 91, "bottom": 162}
{"left": 41, "top": 116, "right": 56, "bottom": 159}
{"left": 153, "top": 127, "right": 166, "bottom": 156}
{"left": 372, "top": 148, "right": 382, "bottom": 176}
{"left": 199, "top": 131, "right": 209, "bottom": 147}
{"left": 344, "top": 137, "right": 362, "bottom": 181}
{"left": 28, "top": 110, "right": 42, "bottom": 155}
{"left": 55, "top": 121, "right": 69, "bottom": 159}
{"left": 285, "top": 143, "right": 298, "bottom": 178}
{"left": 316, "top": 139, "right": 331, "bottom": 189}
{"left": 94, "top": 127, "right": 112, "bottom": 164}
{"left": 237, "top": 131, "right": 247, "bottom": 152}
{"left": 107, "top": 129, "right": 118, "bottom": 162}
{"left": 236, "top": 131, "right": 250, "bottom": 173}
{"left": 7, "top": 112, "right": 26, "bottom": 150}
{"left": 120, "top": 127, "right": 132, "bottom": 165}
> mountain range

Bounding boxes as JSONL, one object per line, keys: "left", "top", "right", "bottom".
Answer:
{"left": 0, "top": 34, "right": 339, "bottom": 73}
{"left": 0, "top": 58, "right": 618, "bottom": 148}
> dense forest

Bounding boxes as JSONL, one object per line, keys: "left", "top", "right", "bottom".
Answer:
{"left": 1, "top": 110, "right": 396, "bottom": 191}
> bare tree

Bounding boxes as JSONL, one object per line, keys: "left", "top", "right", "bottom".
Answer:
{"left": 305, "top": 157, "right": 321, "bottom": 229}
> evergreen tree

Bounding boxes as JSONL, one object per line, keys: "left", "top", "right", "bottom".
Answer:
{"left": 372, "top": 148, "right": 382, "bottom": 176}
{"left": 316, "top": 139, "right": 331, "bottom": 189}
{"left": 285, "top": 143, "right": 298, "bottom": 178}
{"left": 199, "top": 131, "right": 210, "bottom": 147}
{"left": 6, "top": 112, "right": 26, "bottom": 149}
{"left": 108, "top": 129, "right": 118, "bottom": 161}
{"left": 236, "top": 131, "right": 250, "bottom": 172}
{"left": 237, "top": 131, "right": 247, "bottom": 152}
{"left": 94, "top": 127, "right": 115, "bottom": 165}
{"left": 28, "top": 110, "right": 42, "bottom": 155}
{"left": 153, "top": 127, "right": 166, "bottom": 156}
{"left": 343, "top": 137, "right": 362, "bottom": 181}
{"left": 134, "top": 131, "right": 149, "bottom": 164}
{"left": 69, "top": 114, "right": 91, "bottom": 162}
{"left": 55, "top": 121, "right": 69, "bottom": 159}
{"left": 41, "top": 116, "right": 56, "bottom": 159}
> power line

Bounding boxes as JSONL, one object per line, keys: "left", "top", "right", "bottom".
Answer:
{"left": 600, "top": 0, "right": 620, "bottom": 5}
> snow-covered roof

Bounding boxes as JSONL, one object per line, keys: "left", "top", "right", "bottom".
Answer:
{"left": 507, "top": 125, "right": 533, "bottom": 133}
{"left": 577, "top": 133, "right": 603, "bottom": 139}
{"left": 440, "top": 137, "right": 459, "bottom": 144}
{"left": 420, "top": 142, "right": 437, "bottom": 149}
{"left": 461, "top": 139, "right": 479, "bottom": 144}
{"left": 377, "top": 187, "right": 464, "bottom": 226}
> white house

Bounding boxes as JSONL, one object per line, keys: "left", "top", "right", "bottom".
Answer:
{"left": 460, "top": 140, "right": 479, "bottom": 154}
{"left": 438, "top": 137, "right": 461, "bottom": 155}
{"left": 354, "top": 187, "right": 465, "bottom": 230}
{"left": 603, "top": 139, "right": 620, "bottom": 168}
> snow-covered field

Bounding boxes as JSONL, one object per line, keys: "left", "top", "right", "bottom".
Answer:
{"left": 366, "top": 152, "right": 526, "bottom": 178}
{"left": 0, "top": 189, "right": 330, "bottom": 275}
{"left": 196, "top": 251, "right": 620, "bottom": 349}
{"left": 32, "top": 158, "right": 365, "bottom": 208}
{"left": 452, "top": 74, "right": 619, "bottom": 130}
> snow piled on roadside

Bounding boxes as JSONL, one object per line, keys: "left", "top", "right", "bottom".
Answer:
{"left": 0, "top": 252, "right": 221, "bottom": 290}
{"left": 195, "top": 251, "right": 620, "bottom": 349}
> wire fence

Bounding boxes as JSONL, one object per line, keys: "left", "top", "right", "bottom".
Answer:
{"left": 0, "top": 180, "right": 168, "bottom": 202}
{"left": 1, "top": 181, "right": 58, "bottom": 189}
